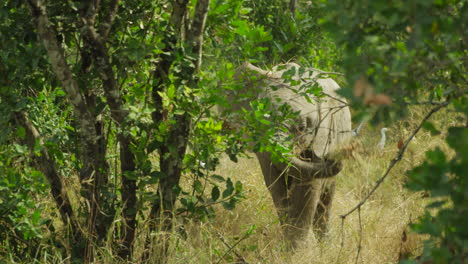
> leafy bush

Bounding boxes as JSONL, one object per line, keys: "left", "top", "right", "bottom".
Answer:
{"left": 324, "top": 0, "right": 467, "bottom": 263}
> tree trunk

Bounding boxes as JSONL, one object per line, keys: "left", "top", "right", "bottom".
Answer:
{"left": 28, "top": 0, "right": 126, "bottom": 261}
{"left": 145, "top": 0, "right": 210, "bottom": 261}
{"left": 27, "top": 1, "right": 102, "bottom": 262}
{"left": 78, "top": 0, "right": 138, "bottom": 258}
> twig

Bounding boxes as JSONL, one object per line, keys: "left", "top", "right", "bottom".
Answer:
{"left": 216, "top": 231, "right": 249, "bottom": 264}
{"left": 340, "top": 101, "right": 449, "bottom": 219}
{"left": 354, "top": 207, "right": 362, "bottom": 264}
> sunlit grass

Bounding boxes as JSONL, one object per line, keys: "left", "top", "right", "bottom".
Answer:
{"left": 2, "top": 107, "right": 454, "bottom": 264}
{"left": 162, "top": 107, "right": 452, "bottom": 264}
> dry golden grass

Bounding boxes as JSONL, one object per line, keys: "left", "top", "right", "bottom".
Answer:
{"left": 161, "top": 107, "right": 454, "bottom": 264}
{"left": 9, "top": 107, "right": 456, "bottom": 264}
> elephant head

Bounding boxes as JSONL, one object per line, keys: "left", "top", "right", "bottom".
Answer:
{"left": 222, "top": 62, "right": 352, "bottom": 246}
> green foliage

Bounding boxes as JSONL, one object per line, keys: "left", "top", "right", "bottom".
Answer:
{"left": 323, "top": 0, "right": 467, "bottom": 263}
{"left": 1, "top": 0, "right": 465, "bottom": 262}
{"left": 206, "top": 0, "right": 341, "bottom": 69}
{"left": 323, "top": 0, "right": 466, "bottom": 123}
{"left": 404, "top": 125, "right": 468, "bottom": 264}
{"left": 0, "top": 142, "right": 50, "bottom": 259}
{"left": 243, "top": 0, "right": 340, "bottom": 67}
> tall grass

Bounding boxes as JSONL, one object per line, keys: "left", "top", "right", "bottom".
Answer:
{"left": 1, "top": 107, "right": 455, "bottom": 264}
{"left": 162, "top": 107, "right": 453, "bottom": 264}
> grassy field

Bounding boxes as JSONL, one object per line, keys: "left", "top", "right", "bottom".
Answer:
{"left": 2, "top": 107, "right": 456, "bottom": 264}
{"left": 160, "top": 107, "right": 455, "bottom": 264}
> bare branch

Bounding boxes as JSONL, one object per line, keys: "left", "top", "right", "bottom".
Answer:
{"left": 401, "top": 100, "right": 450, "bottom": 106}
{"left": 354, "top": 207, "right": 363, "bottom": 264}
{"left": 216, "top": 231, "right": 249, "bottom": 264}
{"left": 340, "top": 101, "right": 449, "bottom": 219}
{"left": 216, "top": 231, "right": 250, "bottom": 264}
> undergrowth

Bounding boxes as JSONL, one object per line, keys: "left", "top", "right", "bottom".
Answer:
{"left": 1, "top": 107, "right": 456, "bottom": 264}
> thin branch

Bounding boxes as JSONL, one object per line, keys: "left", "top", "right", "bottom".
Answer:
{"left": 354, "top": 207, "right": 362, "bottom": 264}
{"left": 216, "top": 231, "right": 250, "bottom": 264}
{"left": 184, "top": 104, "right": 215, "bottom": 147}
{"left": 187, "top": 0, "right": 210, "bottom": 71}
{"left": 340, "top": 101, "right": 449, "bottom": 219}
{"left": 216, "top": 231, "right": 249, "bottom": 264}
{"left": 320, "top": 91, "right": 348, "bottom": 105}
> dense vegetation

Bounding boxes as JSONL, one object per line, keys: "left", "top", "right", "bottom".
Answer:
{"left": 0, "top": 0, "right": 465, "bottom": 263}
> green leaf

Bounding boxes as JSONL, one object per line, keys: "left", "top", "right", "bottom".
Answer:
{"left": 244, "top": 224, "right": 256, "bottom": 235}
{"left": 422, "top": 121, "right": 441, "bottom": 136}
{"left": 194, "top": 180, "right": 203, "bottom": 194}
{"left": 211, "top": 186, "right": 220, "bottom": 201}
{"left": 235, "top": 180, "right": 243, "bottom": 193}
{"left": 210, "top": 175, "right": 225, "bottom": 182}
{"left": 257, "top": 119, "right": 269, "bottom": 125}
{"left": 54, "top": 89, "right": 66, "bottom": 97}
{"left": 222, "top": 199, "right": 236, "bottom": 210}
{"left": 16, "top": 126, "right": 26, "bottom": 139}
{"left": 446, "top": 127, "right": 468, "bottom": 159}
{"left": 427, "top": 200, "right": 446, "bottom": 209}
{"left": 123, "top": 171, "right": 138, "bottom": 180}
{"left": 222, "top": 178, "right": 234, "bottom": 198}
{"left": 150, "top": 171, "right": 166, "bottom": 180}
{"left": 14, "top": 143, "right": 27, "bottom": 154}
{"left": 31, "top": 209, "right": 42, "bottom": 225}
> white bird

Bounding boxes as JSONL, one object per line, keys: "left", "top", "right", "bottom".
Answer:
{"left": 199, "top": 161, "right": 206, "bottom": 169}
{"left": 351, "top": 121, "right": 365, "bottom": 137}
{"left": 377, "top": 128, "right": 388, "bottom": 149}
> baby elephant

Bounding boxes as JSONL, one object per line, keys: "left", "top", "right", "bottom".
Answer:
{"left": 225, "top": 62, "right": 352, "bottom": 246}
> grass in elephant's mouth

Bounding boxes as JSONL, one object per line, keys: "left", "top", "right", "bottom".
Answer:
{"left": 168, "top": 107, "right": 452, "bottom": 264}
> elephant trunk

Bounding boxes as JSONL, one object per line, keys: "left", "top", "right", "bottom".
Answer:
{"left": 288, "top": 156, "right": 342, "bottom": 178}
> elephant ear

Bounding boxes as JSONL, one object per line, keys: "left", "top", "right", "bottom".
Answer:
{"left": 313, "top": 77, "right": 353, "bottom": 155}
